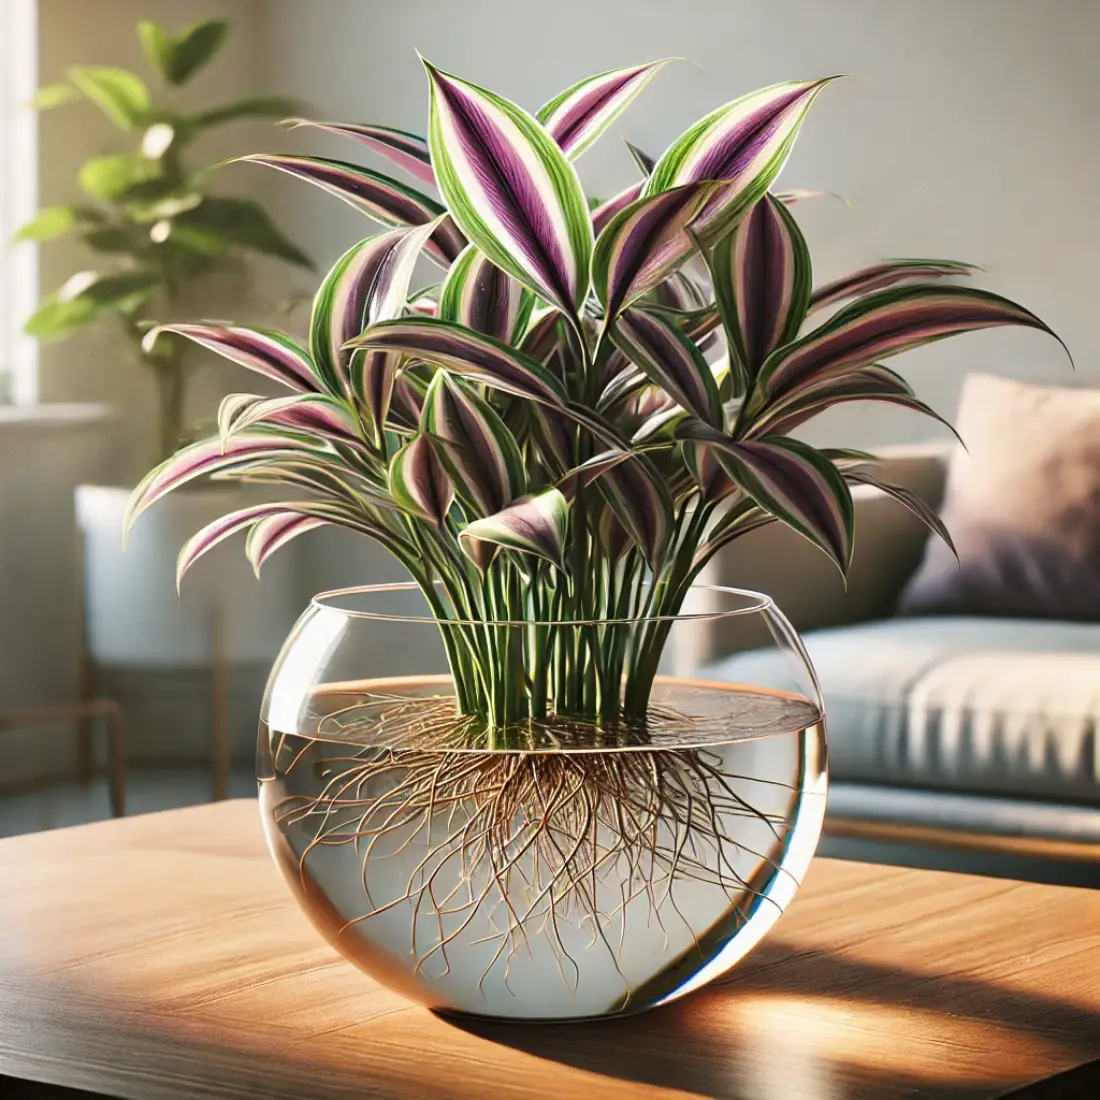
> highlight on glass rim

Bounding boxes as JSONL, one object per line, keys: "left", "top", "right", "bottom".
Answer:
{"left": 123, "top": 53, "right": 1066, "bottom": 1020}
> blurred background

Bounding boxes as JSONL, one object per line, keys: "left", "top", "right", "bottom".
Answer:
{"left": 0, "top": 1, "right": 1090, "bottom": 864}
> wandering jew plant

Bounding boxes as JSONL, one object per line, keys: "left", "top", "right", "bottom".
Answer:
{"left": 127, "top": 59, "right": 1062, "bottom": 739}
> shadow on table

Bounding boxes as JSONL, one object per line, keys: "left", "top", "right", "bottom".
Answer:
{"left": 443, "top": 940, "right": 1100, "bottom": 1100}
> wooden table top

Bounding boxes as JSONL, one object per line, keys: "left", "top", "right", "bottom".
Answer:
{"left": 1, "top": 800, "right": 1099, "bottom": 1100}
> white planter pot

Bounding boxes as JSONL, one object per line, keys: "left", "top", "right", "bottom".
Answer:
{"left": 76, "top": 484, "right": 300, "bottom": 668}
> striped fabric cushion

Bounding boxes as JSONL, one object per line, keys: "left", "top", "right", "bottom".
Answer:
{"left": 708, "top": 617, "right": 1100, "bottom": 802}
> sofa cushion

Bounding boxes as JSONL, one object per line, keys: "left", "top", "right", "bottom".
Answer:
{"left": 709, "top": 617, "right": 1100, "bottom": 803}
{"left": 900, "top": 373, "right": 1100, "bottom": 621}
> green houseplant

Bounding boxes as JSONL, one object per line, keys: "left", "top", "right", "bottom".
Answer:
{"left": 17, "top": 18, "right": 313, "bottom": 733}
{"left": 129, "top": 59, "right": 1063, "bottom": 1019}
{"left": 20, "top": 16, "right": 311, "bottom": 463}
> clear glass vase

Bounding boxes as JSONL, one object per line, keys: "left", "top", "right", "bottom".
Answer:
{"left": 257, "top": 582, "right": 827, "bottom": 1022}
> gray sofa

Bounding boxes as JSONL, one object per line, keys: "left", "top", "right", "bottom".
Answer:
{"left": 705, "top": 442, "right": 1100, "bottom": 887}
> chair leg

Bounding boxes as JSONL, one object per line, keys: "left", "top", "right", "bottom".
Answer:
{"left": 104, "top": 702, "right": 126, "bottom": 818}
{"left": 210, "top": 608, "right": 230, "bottom": 802}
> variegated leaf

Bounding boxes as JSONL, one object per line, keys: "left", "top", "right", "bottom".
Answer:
{"left": 678, "top": 424, "right": 854, "bottom": 571}
{"left": 218, "top": 393, "right": 366, "bottom": 450}
{"left": 422, "top": 371, "right": 525, "bottom": 516}
{"left": 346, "top": 317, "right": 568, "bottom": 405}
{"left": 423, "top": 60, "right": 593, "bottom": 317}
{"left": 843, "top": 468, "right": 957, "bottom": 559}
{"left": 147, "top": 324, "right": 319, "bottom": 393}
{"left": 591, "top": 180, "right": 643, "bottom": 236}
{"left": 707, "top": 194, "right": 811, "bottom": 393}
{"left": 610, "top": 307, "right": 723, "bottom": 427}
{"left": 245, "top": 513, "right": 331, "bottom": 575}
{"left": 438, "top": 243, "right": 534, "bottom": 345}
{"left": 756, "top": 285, "right": 1064, "bottom": 401}
{"left": 681, "top": 440, "right": 738, "bottom": 502}
{"left": 593, "top": 449, "right": 674, "bottom": 567}
{"left": 125, "top": 433, "right": 323, "bottom": 534}
{"left": 749, "top": 364, "right": 958, "bottom": 439}
{"left": 388, "top": 433, "right": 454, "bottom": 526}
{"left": 537, "top": 61, "right": 670, "bottom": 160}
{"left": 645, "top": 79, "right": 837, "bottom": 242}
{"left": 459, "top": 487, "right": 569, "bottom": 569}
{"left": 310, "top": 220, "right": 441, "bottom": 402}
{"left": 593, "top": 182, "right": 719, "bottom": 321}
{"left": 176, "top": 500, "right": 352, "bottom": 588}
{"left": 285, "top": 119, "right": 436, "bottom": 185}
{"left": 237, "top": 155, "right": 465, "bottom": 267}
{"left": 808, "top": 258, "right": 978, "bottom": 315}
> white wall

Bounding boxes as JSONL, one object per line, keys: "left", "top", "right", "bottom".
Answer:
{"left": 261, "top": 0, "right": 1089, "bottom": 452}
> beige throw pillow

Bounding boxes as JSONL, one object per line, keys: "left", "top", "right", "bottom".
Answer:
{"left": 900, "top": 373, "right": 1100, "bottom": 621}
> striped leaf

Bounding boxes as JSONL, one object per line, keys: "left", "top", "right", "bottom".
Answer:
{"left": 808, "top": 258, "right": 978, "bottom": 315}
{"left": 125, "top": 433, "right": 323, "bottom": 534}
{"left": 624, "top": 140, "right": 656, "bottom": 177}
{"left": 591, "top": 181, "right": 643, "bottom": 236}
{"left": 438, "top": 243, "right": 534, "bottom": 345}
{"left": 707, "top": 194, "right": 811, "bottom": 394}
{"left": 422, "top": 371, "right": 525, "bottom": 516}
{"left": 218, "top": 393, "right": 365, "bottom": 449}
{"left": 593, "top": 450, "right": 674, "bottom": 567}
{"left": 388, "top": 433, "right": 454, "bottom": 526}
{"left": 843, "top": 468, "right": 957, "bottom": 560}
{"left": 310, "top": 220, "right": 440, "bottom": 400}
{"left": 237, "top": 155, "right": 465, "bottom": 267}
{"left": 593, "top": 182, "right": 719, "bottom": 321}
{"left": 459, "top": 487, "right": 569, "bottom": 570}
{"left": 679, "top": 424, "right": 854, "bottom": 571}
{"left": 528, "top": 405, "right": 573, "bottom": 476}
{"left": 756, "top": 285, "right": 1064, "bottom": 400}
{"left": 644, "top": 79, "right": 836, "bottom": 242}
{"left": 749, "top": 364, "right": 958, "bottom": 439}
{"left": 423, "top": 60, "right": 593, "bottom": 317}
{"left": 146, "top": 324, "right": 319, "bottom": 393}
{"left": 285, "top": 119, "right": 436, "bottom": 186}
{"left": 176, "top": 500, "right": 352, "bottom": 588}
{"left": 609, "top": 307, "right": 723, "bottom": 427}
{"left": 537, "top": 61, "right": 670, "bottom": 160}
{"left": 346, "top": 318, "right": 568, "bottom": 405}
{"left": 681, "top": 440, "right": 738, "bottom": 502}
{"left": 246, "top": 514, "right": 331, "bottom": 575}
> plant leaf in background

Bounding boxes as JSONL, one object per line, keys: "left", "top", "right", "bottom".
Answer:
{"left": 389, "top": 434, "right": 455, "bottom": 527}
{"left": 138, "top": 19, "right": 228, "bottom": 86}
{"left": 285, "top": 120, "right": 437, "bottom": 187}
{"left": 645, "top": 78, "right": 836, "bottom": 242}
{"left": 537, "top": 60, "right": 671, "bottom": 160}
{"left": 706, "top": 194, "right": 812, "bottom": 397}
{"left": 460, "top": 487, "right": 569, "bottom": 570}
{"left": 175, "top": 198, "right": 314, "bottom": 268}
{"left": 238, "top": 155, "right": 465, "bottom": 266}
{"left": 438, "top": 244, "right": 534, "bottom": 345}
{"left": 424, "top": 59, "right": 593, "bottom": 319}
{"left": 68, "top": 67, "right": 150, "bottom": 129}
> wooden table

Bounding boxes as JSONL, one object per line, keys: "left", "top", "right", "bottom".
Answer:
{"left": 2, "top": 801, "right": 1099, "bottom": 1100}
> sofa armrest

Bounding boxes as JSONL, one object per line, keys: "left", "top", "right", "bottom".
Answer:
{"left": 701, "top": 441, "right": 953, "bottom": 660}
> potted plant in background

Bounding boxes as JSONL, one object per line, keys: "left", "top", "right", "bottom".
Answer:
{"left": 129, "top": 58, "right": 1062, "bottom": 1018}
{"left": 18, "top": 18, "right": 311, "bottom": 782}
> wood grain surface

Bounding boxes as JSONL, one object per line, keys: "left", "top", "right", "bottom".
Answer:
{"left": 1, "top": 799, "right": 1099, "bottom": 1100}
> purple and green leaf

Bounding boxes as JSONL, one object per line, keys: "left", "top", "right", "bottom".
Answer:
{"left": 423, "top": 59, "right": 593, "bottom": 317}
{"left": 388, "top": 433, "right": 455, "bottom": 526}
{"left": 537, "top": 61, "right": 671, "bottom": 161}
{"left": 438, "top": 243, "right": 534, "bottom": 345}
{"left": 284, "top": 119, "right": 436, "bottom": 186}
{"left": 808, "top": 258, "right": 978, "bottom": 315}
{"left": 459, "top": 487, "right": 569, "bottom": 570}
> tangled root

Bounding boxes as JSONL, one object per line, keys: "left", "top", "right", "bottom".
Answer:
{"left": 268, "top": 693, "right": 806, "bottom": 997}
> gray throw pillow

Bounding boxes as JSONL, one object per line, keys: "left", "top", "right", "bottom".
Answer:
{"left": 899, "top": 373, "right": 1100, "bottom": 621}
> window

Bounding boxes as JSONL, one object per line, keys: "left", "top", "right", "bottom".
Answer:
{"left": 0, "top": 0, "right": 39, "bottom": 405}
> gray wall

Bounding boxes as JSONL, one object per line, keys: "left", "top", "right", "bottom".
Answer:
{"left": 261, "top": 0, "right": 1088, "bottom": 450}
